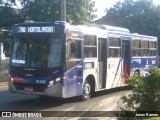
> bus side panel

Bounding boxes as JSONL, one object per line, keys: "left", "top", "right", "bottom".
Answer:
{"left": 63, "top": 61, "right": 83, "bottom": 98}
{"left": 141, "top": 57, "right": 158, "bottom": 67}
{"left": 106, "top": 57, "right": 123, "bottom": 89}
{"left": 130, "top": 57, "right": 158, "bottom": 76}
{"left": 83, "top": 59, "right": 98, "bottom": 90}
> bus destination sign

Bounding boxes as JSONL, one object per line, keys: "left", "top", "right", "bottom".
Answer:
{"left": 14, "top": 26, "right": 55, "bottom": 33}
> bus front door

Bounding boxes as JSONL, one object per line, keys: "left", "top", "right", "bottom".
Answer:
{"left": 98, "top": 38, "right": 107, "bottom": 89}
{"left": 122, "top": 40, "right": 131, "bottom": 82}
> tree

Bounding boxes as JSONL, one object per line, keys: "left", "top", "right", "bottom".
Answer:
{"left": 119, "top": 69, "right": 160, "bottom": 119}
{"left": 24, "top": 0, "right": 61, "bottom": 22}
{"left": 0, "top": 0, "right": 96, "bottom": 30}
{"left": 25, "top": 0, "right": 96, "bottom": 24}
{"left": 17, "top": 0, "right": 96, "bottom": 24}
{"left": 96, "top": 0, "right": 159, "bottom": 34}
{"left": 0, "top": 0, "right": 26, "bottom": 30}
{"left": 66, "top": 0, "right": 96, "bottom": 24}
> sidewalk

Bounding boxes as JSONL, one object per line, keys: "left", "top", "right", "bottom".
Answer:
{"left": 0, "top": 59, "right": 9, "bottom": 86}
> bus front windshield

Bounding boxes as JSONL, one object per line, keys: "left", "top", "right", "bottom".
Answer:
{"left": 11, "top": 36, "right": 63, "bottom": 68}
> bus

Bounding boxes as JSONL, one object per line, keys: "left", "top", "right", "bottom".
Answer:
{"left": 3, "top": 21, "right": 158, "bottom": 100}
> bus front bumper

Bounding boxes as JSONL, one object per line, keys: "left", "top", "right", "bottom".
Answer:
{"left": 8, "top": 81, "right": 63, "bottom": 97}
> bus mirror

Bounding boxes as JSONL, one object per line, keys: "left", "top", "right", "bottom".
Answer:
{"left": 71, "top": 42, "right": 76, "bottom": 53}
{"left": 3, "top": 36, "right": 12, "bottom": 57}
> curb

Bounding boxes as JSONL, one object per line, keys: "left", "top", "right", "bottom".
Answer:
{"left": 0, "top": 82, "right": 8, "bottom": 87}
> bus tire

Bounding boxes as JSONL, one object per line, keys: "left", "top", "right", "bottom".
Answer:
{"left": 134, "top": 70, "right": 140, "bottom": 75}
{"left": 81, "top": 80, "right": 92, "bottom": 101}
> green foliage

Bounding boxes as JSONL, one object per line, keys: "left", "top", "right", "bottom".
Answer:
{"left": 0, "top": 0, "right": 96, "bottom": 30}
{"left": 0, "top": 6, "right": 23, "bottom": 30}
{"left": 121, "top": 68, "right": 160, "bottom": 112}
{"left": 0, "top": 31, "right": 11, "bottom": 43}
{"left": 66, "top": 0, "right": 96, "bottom": 24}
{"left": 96, "top": 0, "right": 157, "bottom": 31}
{"left": 147, "top": 118, "right": 160, "bottom": 120}
{"left": 25, "top": 0, "right": 61, "bottom": 22}
{"left": 25, "top": 0, "right": 96, "bottom": 24}
{"left": 95, "top": 0, "right": 159, "bottom": 35}
{"left": 0, "top": 0, "right": 25, "bottom": 30}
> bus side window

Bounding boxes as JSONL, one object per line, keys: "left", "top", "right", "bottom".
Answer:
{"left": 149, "top": 41, "right": 156, "bottom": 56}
{"left": 109, "top": 48, "right": 120, "bottom": 57}
{"left": 132, "top": 49, "right": 141, "bottom": 57}
{"left": 84, "top": 35, "right": 97, "bottom": 58}
{"left": 71, "top": 40, "right": 81, "bottom": 59}
{"left": 109, "top": 37, "right": 121, "bottom": 58}
{"left": 67, "top": 39, "right": 81, "bottom": 60}
{"left": 132, "top": 40, "right": 141, "bottom": 57}
{"left": 141, "top": 41, "right": 149, "bottom": 57}
{"left": 67, "top": 40, "right": 71, "bottom": 60}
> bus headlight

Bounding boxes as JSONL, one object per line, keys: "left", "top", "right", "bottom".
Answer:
{"left": 48, "top": 77, "right": 61, "bottom": 87}
{"left": 48, "top": 80, "right": 54, "bottom": 87}
{"left": 55, "top": 77, "right": 61, "bottom": 82}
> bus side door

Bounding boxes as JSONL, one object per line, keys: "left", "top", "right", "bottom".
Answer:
{"left": 121, "top": 38, "right": 131, "bottom": 82}
{"left": 98, "top": 38, "right": 107, "bottom": 89}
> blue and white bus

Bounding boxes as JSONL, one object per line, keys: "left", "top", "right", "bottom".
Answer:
{"left": 3, "top": 22, "right": 158, "bottom": 100}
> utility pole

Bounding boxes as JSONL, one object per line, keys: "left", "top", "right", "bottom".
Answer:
{"left": 61, "top": 0, "right": 66, "bottom": 21}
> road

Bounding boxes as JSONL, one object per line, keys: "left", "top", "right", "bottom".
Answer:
{"left": 0, "top": 86, "right": 132, "bottom": 119}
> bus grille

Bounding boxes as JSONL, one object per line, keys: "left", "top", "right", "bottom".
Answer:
{"left": 14, "top": 83, "right": 45, "bottom": 92}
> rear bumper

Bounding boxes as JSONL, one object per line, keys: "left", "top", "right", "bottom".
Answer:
{"left": 8, "top": 81, "right": 63, "bottom": 97}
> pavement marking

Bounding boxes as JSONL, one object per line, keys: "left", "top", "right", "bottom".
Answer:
{"left": 0, "top": 86, "right": 8, "bottom": 89}
{"left": 0, "top": 82, "right": 8, "bottom": 87}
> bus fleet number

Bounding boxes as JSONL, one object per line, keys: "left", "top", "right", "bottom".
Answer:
{"left": 36, "top": 80, "right": 46, "bottom": 84}
{"left": 19, "top": 27, "right": 26, "bottom": 33}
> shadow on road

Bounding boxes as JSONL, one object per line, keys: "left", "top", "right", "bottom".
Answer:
{"left": 0, "top": 86, "right": 132, "bottom": 111}
{"left": 92, "top": 86, "right": 132, "bottom": 98}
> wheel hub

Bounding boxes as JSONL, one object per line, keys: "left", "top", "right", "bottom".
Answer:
{"left": 84, "top": 84, "right": 90, "bottom": 95}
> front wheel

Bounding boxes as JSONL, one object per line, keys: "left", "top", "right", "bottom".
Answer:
{"left": 81, "top": 80, "right": 92, "bottom": 101}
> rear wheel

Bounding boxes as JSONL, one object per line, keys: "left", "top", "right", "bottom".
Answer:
{"left": 81, "top": 80, "right": 92, "bottom": 101}
{"left": 134, "top": 70, "right": 140, "bottom": 75}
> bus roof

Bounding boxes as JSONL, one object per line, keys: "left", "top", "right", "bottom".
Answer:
{"left": 13, "top": 21, "right": 69, "bottom": 26}
{"left": 131, "top": 33, "right": 157, "bottom": 41}
{"left": 80, "top": 24, "right": 130, "bottom": 33}
{"left": 102, "top": 25, "right": 130, "bottom": 33}
{"left": 12, "top": 22, "right": 157, "bottom": 41}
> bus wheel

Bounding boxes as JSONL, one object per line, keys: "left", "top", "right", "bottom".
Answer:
{"left": 81, "top": 80, "right": 92, "bottom": 101}
{"left": 134, "top": 70, "right": 140, "bottom": 75}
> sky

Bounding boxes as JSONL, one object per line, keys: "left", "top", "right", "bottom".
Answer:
{"left": 94, "top": 0, "right": 160, "bottom": 19}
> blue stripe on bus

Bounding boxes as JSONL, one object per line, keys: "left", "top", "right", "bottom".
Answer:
{"left": 63, "top": 60, "right": 83, "bottom": 98}
{"left": 131, "top": 57, "right": 158, "bottom": 68}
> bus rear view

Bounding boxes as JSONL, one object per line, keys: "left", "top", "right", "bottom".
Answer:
{"left": 7, "top": 22, "right": 66, "bottom": 97}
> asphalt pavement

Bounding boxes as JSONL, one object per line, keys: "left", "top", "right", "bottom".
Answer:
{"left": 0, "top": 59, "right": 9, "bottom": 86}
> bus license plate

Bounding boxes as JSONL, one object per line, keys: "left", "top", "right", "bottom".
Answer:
{"left": 24, "top": 87, "right": 33, "bottom": 92}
